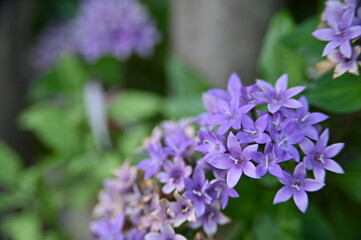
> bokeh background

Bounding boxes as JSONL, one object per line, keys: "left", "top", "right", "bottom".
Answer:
{"left": 1, "top": 0, "right": 361, "bottom": 239}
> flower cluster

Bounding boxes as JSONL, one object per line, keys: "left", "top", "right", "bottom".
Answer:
{"left": 73, "top": 0, "right": 160, "bottom": 62}
{"left": 33, "top": 0, "right": 159, "bottom": 70}
{"left": 90, "top": 73, "right": 344, "bottom": 239}
{"left": 312, "top": 0, "right": 361, "bottom": 78}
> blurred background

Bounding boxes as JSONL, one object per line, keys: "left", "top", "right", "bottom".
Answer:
{"left": 1, "top": 0, "right": 361, "bottom": 239}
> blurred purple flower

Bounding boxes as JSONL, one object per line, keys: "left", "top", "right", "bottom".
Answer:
{"left": 206, "top": 179, "right": 239, "bottom": 209}
{"left": 145, "top": 224, "right": 186, "bottom": 240}
{"left": 327, "top": 46, "right": 361, "bottom": 77}
{"left": 91, "top": 213, "right": 125, "bottom": 240}
{"left": 170, "top": 191, "right": 196, "bottom": 227}
{"left": 273, "top": 164, "right": 325, "bottom": 213}
{"left": 190, "top": 202, "right": 230, "bottom": 236}
{"left": 183, "top": 166, "right": 212, "bottom": 216}
{"left": 300, "top": 129, "right": 344, "bottom": 181}
{"left": 195, "top": 129, "right": 226, "bottom": 164}
{"left": 73, "top": 0, "right": 160, "bottom": 62}
{"left": 158, "top": 159, "right": 192, "bottom": 194}
{"left": 137, "top": 142, "right": 167, "bottom": 179}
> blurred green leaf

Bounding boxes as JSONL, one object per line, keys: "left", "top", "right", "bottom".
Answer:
{"left": 19, "top": 103, "right": 85, "bottom": 155}
{"left": 163, "top": 96, "right": 205, "bottom": 119}
{"left": 0, "top": 141, "right": 22, "bottom": 188}
{"left": 117, "top": 124, "right": 150, "bottom": 157}
{"left": 306, "top": 73, "right": 361, "bottom": 113}
{"left": 89, "top": 57, "right": 124, "bottom": 86}
{"left": 259, "top": 11, "right": 307, "bottom": 87}
{"left": 166, "top": 56, "right": 209, "bottom": 97}
{"left": 30, "top": 54, "right": 88, "bottom": 99}
{"left": 304, "top": 205, "right": 337, "bottom": 240}
{"left": 2, "top": 212, "right": 42, "bottom": 240}
{"left": 109, "top": 91, "right": 162, "bottom": 123}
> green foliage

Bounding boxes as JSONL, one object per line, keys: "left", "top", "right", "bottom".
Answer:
{"left": 258, "top": 11, "right": 307, "bottom": 87}
{"left": 0, "top": 142, "right": 22, "bottom": 188}
{"left": 109, "top": 90, "right": 162, "bottom": 124}
{"left": 2, "top": 212, "right": 42, "bottom": 240}
{"left": 306, "top": 73, "right": 361, "bottom": 113}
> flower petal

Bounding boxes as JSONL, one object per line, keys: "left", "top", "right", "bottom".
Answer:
{"left": 208, "top": 154, "right": 234, "bottom": 170}
{"left": 243, "top": 144, "right": 259, "bottom": 160}
{"left": 275, "top": 74, "right": 288, "bottom": 93}
{"left": 284, "top": 86, "right": 306, "bottom": 99}
{"left": 293, "top": 163, "right": 306, "bottom": 178}
{"left": 339, "top": 41, "right": 352, "bottom": 59}
{"left": 227, "top": 73, "right": 242, "bottom": 96}
{"left": 227, "top": 167, "right": 243, "bottom": 188}
{"left": 322, "top": 40, "right": 341, "bottom": 57}
{"left": 282, "top": 99, "right": 303, "bottom": 109}
{"left": 313, "top": 167, "right": 326, "bottom": 182}
{"left": 256, "top": 164, "right": 267, "bottom": 178}
{"left": 312, "top": 28, "right": 335, "bottom": 41}
{"left": 303, "top": 179, "right": 325, "bottom": 192}
{"left": 268, "top": 103, "right": 281, "bottom": 113}
{"left": 256, "top": 79, "right": 274, "bottom": 93}
{"left": 268, "top": 164, "right": 284, "bottom": 178}
{"left": 243, "top": 161, "right": 257, "bottom": 178}
{"left": 324, "top": 159, "right": 344, "bottom": 174}
{"left": 324, "top": 143, "right": 344, "bottom": 158}
{"left": 299, "top": 138, "right": 315, "bottom": 155}
{"left": 294, "top": 190, "right": 308, "bottom": 213}
{"left": 273, "top": 186, "right": 293, "bottom": 204}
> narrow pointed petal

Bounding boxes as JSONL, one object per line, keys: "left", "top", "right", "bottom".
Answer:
{"left": 273, "top": 186, "right": 293, "bottom": 204}
{"left": 256, "top": 79, "right": 274, "bottom": 93}
{"left": 294, "top": 163, "right": 306, "bottom": 178}
{"left": 228, "top": 188, "right": 239, "bottom": 198}
{"left": 255, "top": 114, "right": 268, "bottom": 132}
{"left": 303, "top": 179, "right": 325, "bottom": 192}
{"left": 256, "top": 133, "right": 271, "bottom": 144}
{"left": 299, "top": 138, "right": 315, "bottom": 155}
{"left": 145, "top": 233, "right": 161, "bottom": 240}
{"left": 252, "top": 92, "right": 269, "bottom": 102}
{"left": 322, "top": 40, "right": 341, "bottom": 57}
{"left": 243, "top": 161, "right": 257, "bottom": 178}
{"left": 324, "top": 159, "right": 344, "bottom": 174}
{"left": 313, "top": 167, "right": 326, "bottom": 182}
{"left": 256, "top": 164, "right": 267, "bottom": 178}
{"left": 227, "top": 132, "right": 243, "bottom": 155}
{"left": 227, "top": 167, "right": 243, "bottom": 188}
{"left": 312, "top": 28, "right": 335, "bottom": 41}
{"left": 275, "top": 74, "right": 288, "bottom": 93}
{"left": 294, "top": 190, "right": 308, "bottom": 213}
{"left": 208, "top": 154, "right": 234, "bottom": 169}
{"left": 283, "top": 99, "right": 303, "bottom": 109}
{"left": 268, "top": 164, "right": 284, "bottom": 178}
{"left": 317, "top": 129, "right": 329, "bottom": 149}
{"left": 204, "top": 221, "right": 217, "bottom": 236}
{"left": 243, "top": 144, "right": 259, "bottom": 160}
{"left": 250, "top": 151, "right": 264, "bottom": 163}
{"left": 284, "top": 86, "right": 306, "bottom": 99}
{"left": 193, "top": 166, "right": 205, "bottom": 183}
{"left": 307, "top": 112, "right": 329, "bottom": 124}
{"left": 325, "top": 143, "right": 344, "bottom": 158}
{"left": 339, "top": 41, "right": 352, "bottom": 58}
{"left": 349, "top": 26, "right": 361, "bottom": 39}
{"left": 242, "top": 115, "right": 255, "bottom": 130}
{"left": 227, "top": 73, "right": 242, "bottom": 95}
{"left": 268, "top": 103, "right": 281, "bottom": 113}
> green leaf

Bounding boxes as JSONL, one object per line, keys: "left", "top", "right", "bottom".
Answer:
{"left": 306, "top": 73, "right": 361, "bottom": 113}
{"left": 18, "top": 103, "right": 85, "bottom": 155}
{"left": 2, "top": 212, "right": 42, "bottom": 240}
{"left": 29, "top": 54, "right": 88, "bottom": 99}
{"left": 258, "top": 11, "right": 307, "bottom": 87}
{"left": 88, "top": 56, "right": 124, "bottom": 86}
{"left": 166, "top": 56, "right": 210, "bottom": 97}
{"left": 163, "top": 96, "right": 205, "bottom": 119}
{"left": 0, "top": 141, "right": 22, "bottom": 188}
{"left": 117, "top": 124, "right": 150, "bottom": 157}
{"left": 109, "top": 91, "right": 162, "bottom": 123}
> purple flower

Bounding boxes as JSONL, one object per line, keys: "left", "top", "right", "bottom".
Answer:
{"left": 138, "top": 142, "right": 167, "bottom": 179}
{"left": 327, "top": 46, "right": 361, "bottom": 77}
{"left": 273, "top": 164, "right": 325, "bottom": 213}
{"left": 195, "top": 129, "right": 226, "bottom": 164}
{"left": 190, "top": 202, "right": 230, "bottom": 236}
{"left": 205, "top": 74, "right": 254, "bottom": 134}
{"left": 251, "top": 142, "right": 291, "bottom": 178}
{"left": 183, "top": 166, "right": 212, "bottom": 216}
{"left": 206, "top": 179, "right": 239, "bottom": 209}
{"left": 208, "top": 132, "right": 258, "bottom": 188}
{"left": 90, "top": 213, "right": 125, "bottom": 240}
{"left": 300, "top": 129, "right": 345, "bottom": 181}
{"left": 158, "top": 159, "right": 192, "bottom": 194}
{"left": 170, "top": 192, "right": 196, "bottom": 227}
{"left": 145, "top": 224, "right": 186, "bottom": 240}
{"left": 236, "top": 114, "right": 270, "bottom": 144}
{"left": 126, "top": 229, "right": 146, "bottom": 240}
{"left": 312, "top": 7, "right": 361, "bottom": 58}
{"left": 253, "top": 74, "right": 305, "bottom": 113}
{"left": 281, "top": 96, "right": 328, "bottom": 140}
{"left": 271, "top": 120, "right": 305, "bottom": 162}
{"left": 73, "top": 0, "right": 160, "bottom": 62}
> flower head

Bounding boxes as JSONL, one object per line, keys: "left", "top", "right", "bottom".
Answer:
{"left": 273, "top": 164, "right": 325, "bottom": 213}
{"left": 253, "top": 74, "right": 305, "bottom": 113}
{"left": 145, "top": 224, "right": 186, "bottom": 240}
